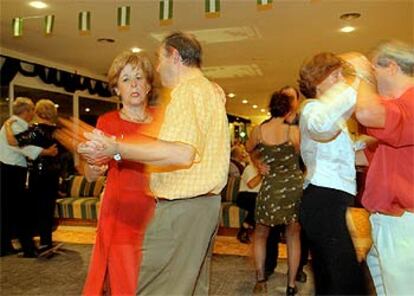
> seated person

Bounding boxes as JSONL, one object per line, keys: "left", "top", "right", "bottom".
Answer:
{"left": 229, "top": 145, "right": 246, "bottom": 177}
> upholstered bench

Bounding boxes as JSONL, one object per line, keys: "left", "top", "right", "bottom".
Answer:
{"left": 55, "top": 174, "right": 247, "bottom": 229}
{"left": 219, "top": 176, "right": 247, "bottom": 229}
{"left": 55, "top": 175, "right": 106, "bottom": 223}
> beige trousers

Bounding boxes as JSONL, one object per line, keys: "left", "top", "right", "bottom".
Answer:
{"left": 136, "top": 195, "right": 221, "bottom": 296}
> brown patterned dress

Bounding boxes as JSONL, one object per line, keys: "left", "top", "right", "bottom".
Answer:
{"left": 255, "top": 141, "right": 303, "bottom": 226}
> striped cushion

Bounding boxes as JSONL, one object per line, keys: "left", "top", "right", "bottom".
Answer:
{"left": 55, "top": 197, "right": 101, "bottom": 220}
{"left": 220, "top": 201, "right": 247, "bottom": 228}
{"left": 221, "top": 176, "right": 240, "bottom": 203}
{"left": 68, "top": 175, "right": 106, "bottom": 198}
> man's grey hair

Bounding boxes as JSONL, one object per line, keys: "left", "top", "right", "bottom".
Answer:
{"left": 374, "top": 40, "right": 414, "bottom": 76}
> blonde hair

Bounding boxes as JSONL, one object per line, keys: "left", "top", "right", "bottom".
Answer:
{"left": 35, "top": 99, "right": 58, "bottom": 123}
{"left": 12, "top": 97, "right": 34, "bottom": 115}
{"left": 107, "top": 51, "right": 154, "bottom": 95}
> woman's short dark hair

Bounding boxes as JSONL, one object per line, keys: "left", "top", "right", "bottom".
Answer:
{"left": 269, "top": 91, "right": 292, "bottom": 118}
{"left": 163, "top": 31, "right": 202, "bottom": 68}
{"left": 298, "top": 52, "right": 344, "bottom": 98}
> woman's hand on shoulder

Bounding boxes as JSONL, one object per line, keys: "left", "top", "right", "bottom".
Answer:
{"left": 5, "top": 117, "right": 17, "bottom": 127}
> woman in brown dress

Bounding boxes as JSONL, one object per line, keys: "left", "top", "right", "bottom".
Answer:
{"left": 247, "top": 91, "right": 303, "bottom": 295}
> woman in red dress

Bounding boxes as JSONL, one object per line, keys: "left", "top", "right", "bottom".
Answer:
{"left": 82, "top": 51, "right": 157, "bottom": 296}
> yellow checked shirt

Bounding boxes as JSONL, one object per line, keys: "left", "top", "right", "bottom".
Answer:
{"left": 150, "top": 72, "right": 230, "bottom": 199}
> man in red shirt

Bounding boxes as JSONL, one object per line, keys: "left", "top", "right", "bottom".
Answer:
{"left": 355, "top": 41, "right": 414, "bottom": 295}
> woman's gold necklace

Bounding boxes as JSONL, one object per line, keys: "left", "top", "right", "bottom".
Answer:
{"left": 120, "top": 109, "right": 151, "bottom": 123}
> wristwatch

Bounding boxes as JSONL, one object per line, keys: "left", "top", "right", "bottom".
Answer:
{"left": 113, "top": 153, "right": 122, "bottom": 161}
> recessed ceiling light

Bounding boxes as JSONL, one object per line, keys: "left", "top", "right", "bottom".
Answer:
{"left": 97, "top": 38, "right": 115, "bottom": 43}
{"left": 54, "top": 104, "right": 59, "bottom": 108}
{"left": 131, "top": 47, "right": 142, "bottom": 53}
{"left": 29, "top": 1, "right": 48, "bottom": 9}
{"left": 340, "top": 12, "right": 361, "bottom": 21}
{"left": 252, "top": 104, "right": 258, "bottom": 109}
{"left": 260, "top": 108, "right": 266, "bottom": 113}
{"left": 242, "top": 99, "right": 248, "bottom": 104}
{"left": 85, "top": 108, "right": 90, "bottom": 112}
{"left": 340, "top": 26, "right": 355, "bottom": 33}
{"left": 227, "top": 93, "right": 236, "bottom": 98}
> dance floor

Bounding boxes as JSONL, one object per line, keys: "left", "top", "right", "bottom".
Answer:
{"left": 0, "top": 242, "right": 312, "bottom": 296}
{"left": 2, "top": 225, "right": 309, "bottom": 295}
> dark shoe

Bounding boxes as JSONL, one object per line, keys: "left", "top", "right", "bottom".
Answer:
{"left": 22, "top": 252, "right": 38, "bottom": 258}
{"left": 0, "top": 248, "right": 19, "bottom": 257}
{"left": 21, "top": 249, "right": 38, "bottom": 258}
{"left": 295, "top": 269, "right": 307, "bottom": 283}
{"left": 38, "top": 244, "right": 53, "bottom": 253}
{"left": 286, "top": 286, "right": 298, "bottom": 296}
{"left": 237, "top": 228, "right": 250, "bottom": 244}
{"left": 264, "top": 269, "right": 274, "bottom": 278}
{"left": 253, "top": 280, "right": 267, "bottom": 294}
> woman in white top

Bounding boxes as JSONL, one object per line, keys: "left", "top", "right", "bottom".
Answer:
{"left": 298, "top": 52, "right": 367, "bottom": 295}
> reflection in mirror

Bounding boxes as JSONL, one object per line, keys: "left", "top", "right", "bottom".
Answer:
{"left": 14, "top": 85, "right": 74, "bottom": 118}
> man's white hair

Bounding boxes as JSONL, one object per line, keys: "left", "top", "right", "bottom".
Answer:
{"left": 374, "top": 40, "right": 414, "bottom": 76}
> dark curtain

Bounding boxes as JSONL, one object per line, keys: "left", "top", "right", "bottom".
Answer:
{"left": 0, "top": 55, "right": 111, "bottom": 97}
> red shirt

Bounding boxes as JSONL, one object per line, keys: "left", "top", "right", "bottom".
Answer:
{"left": 362, "top": 87, "right": 414, "bottom": 215}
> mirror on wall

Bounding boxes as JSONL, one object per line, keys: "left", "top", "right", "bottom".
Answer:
{"left": 79, "top": 96, "right": 118, "bottom": 127}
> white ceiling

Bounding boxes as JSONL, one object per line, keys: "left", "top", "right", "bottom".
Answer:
{"left": 1, "top": 0, "right": 413, "bottom": 121}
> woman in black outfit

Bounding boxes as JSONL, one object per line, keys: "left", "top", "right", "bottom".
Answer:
{"left": 5, "top": 99, "right": 60, "bottom": 251}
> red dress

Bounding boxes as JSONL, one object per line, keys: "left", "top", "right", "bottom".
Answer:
{"left": 83, "top": 111, "right": 156, "bottom": 296}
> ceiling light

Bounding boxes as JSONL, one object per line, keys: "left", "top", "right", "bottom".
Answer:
{"left": 85, "top": 108, "right": 90, "bottom": 112}
{"left": 242, "top": 99, "right": 248, "bottom": 104}
{"left": 239, "top": 131, "right": 246, "bottom": 138}
{"left": 227, "top": 93, "right": 235, "bottom": 98}
{"left": 54, "top": 104, "right": 59, "bottom": 108}
{"left": 131, "top": 47, "right": 142, "bottom": 53}
{"left": 340, "top": 26, "right": 355, "bottom": 33}
{"left": 340, "top": 13, "right": 361, "bottom": 21}
{"left": 267, "top": 112, "right": 271, "bottom": 116}
{"left": 252, "top": 104, "right": 258, "bottom": 109}
{"left": 29, "top": 1, "right": 48, "bottom": 9}
{"left": 260, "top": 108, "right": 266, "bottom": 113}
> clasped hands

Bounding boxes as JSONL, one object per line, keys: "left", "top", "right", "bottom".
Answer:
{"left": 339, "top": 52, "right": 375, "bottom": 84}
{"left": 77, "top": 129, "right": 118, "bottom": 166}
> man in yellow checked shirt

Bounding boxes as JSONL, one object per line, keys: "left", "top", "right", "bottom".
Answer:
{"left": 78, "top": 32, "right": 230, "bottom": 295}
